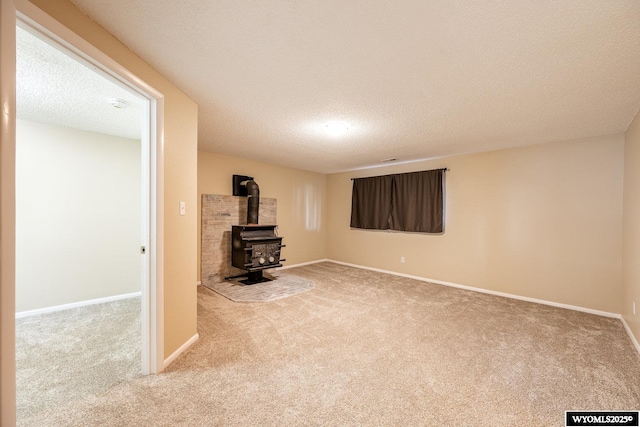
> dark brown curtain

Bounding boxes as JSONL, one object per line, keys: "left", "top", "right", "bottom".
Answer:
{"left": 350, "top": 175, "right": 393, "bottom": 229}
{"left": 390, "top": 169, "right": 443, "bottom": 233}
{"left": 350, "top": 169, "right": 444, "bottom": 233}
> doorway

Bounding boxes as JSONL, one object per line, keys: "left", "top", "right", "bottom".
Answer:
{"left": 14, "top": 6, "right": 164, "bottom": 372}
{"left": 15, "top": 26, "right": 144, "bottom": 315}
{"left": 14, "top": 23, "right": 145, "bottom": 420}
{"left": 1, "top": 2, "right": 166, "bottom": 423}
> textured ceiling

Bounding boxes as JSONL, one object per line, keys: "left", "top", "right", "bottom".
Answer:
{"left": 67, "top": 0, "right": 640, "bottom": 173}
{"left": 16, "top": 26, "right": 142, "bottom": 140}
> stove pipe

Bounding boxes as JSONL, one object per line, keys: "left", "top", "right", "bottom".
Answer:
{"left": 244, "top": 179, "right": 260, "bottom": 225}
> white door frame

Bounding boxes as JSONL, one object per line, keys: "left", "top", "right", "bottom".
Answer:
{"left": 1, "top": 0, "right": 164, "bottom": 422}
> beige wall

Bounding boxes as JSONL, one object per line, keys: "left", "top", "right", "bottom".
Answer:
{"left": 29, "top": 0, "right": 199, "bottom": 358}
{"left": 623, "top": 109, "right": 640, "bottom": 344}
{"left": 15, "top": 120, "right": 141, "bottom": 312}
{"left": 0, "top": 0, "right": 17, "bottom": 423}
{"left": 327, "top": 135, "right": 625, "bottom": 314}
{"left": 198, "top": 152, "right": 327, "bottom": 280}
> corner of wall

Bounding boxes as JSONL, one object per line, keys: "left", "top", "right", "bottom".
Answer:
{"left": 622, "top": 108, "right": 640, "bottom": 349}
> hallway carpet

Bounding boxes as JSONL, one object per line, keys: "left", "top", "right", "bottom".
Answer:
{"left": 19, "top": 262, "right": 640, "bottom": 426}
{"left": 16, "top": 297, "right": 141, "bottom": 425}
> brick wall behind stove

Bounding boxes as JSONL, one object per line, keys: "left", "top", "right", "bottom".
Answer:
{"left": 201, "top": 194, "right": 277, "bottom": 284}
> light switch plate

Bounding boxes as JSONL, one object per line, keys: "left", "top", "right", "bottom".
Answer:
{"left": 179, "top": 201, "right": 186, "bottom": 216}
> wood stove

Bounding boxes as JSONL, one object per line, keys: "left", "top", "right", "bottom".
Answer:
{"left": 231, "top": 225, "right": 284, "bottom": 284}
{"left": 228, "top": 175, "right": 285, "bottom": 284}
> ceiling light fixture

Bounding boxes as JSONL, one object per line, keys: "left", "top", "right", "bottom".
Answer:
{"left": 108, "top": 98, "right": 128, "bottom": 109}
{"left": 324, "top": 121, "right": 350, "bottom": 137}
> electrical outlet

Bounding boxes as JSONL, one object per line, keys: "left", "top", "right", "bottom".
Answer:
{"left": 634, "top": 301, "right": 637, "bottom": 316}
{"left": 400, "top": 256, "right": 405, "bottom": 263}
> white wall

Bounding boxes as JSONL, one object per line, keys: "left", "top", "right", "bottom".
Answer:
{"left": 16, "top": 119, "right": 141, "bottom": 312}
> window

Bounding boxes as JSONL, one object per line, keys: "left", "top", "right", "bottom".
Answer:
{"left": 350, "top": 169, "right": 445, "bottom": 233}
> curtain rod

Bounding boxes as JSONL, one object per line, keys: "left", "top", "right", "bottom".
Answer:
{"left": 350, "top": 168, "right": 449, "bottom": 180}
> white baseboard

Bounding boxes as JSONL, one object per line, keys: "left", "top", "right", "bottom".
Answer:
{"left": 196, "top": 258, "right": 640, "bottom": 356}
{"left": 621, "top": 317, "right": 640, "bottom": 357}
{"left": 15, "top": 291, "right": 142, "bottom": 319}
{"left": 326, "top": 259, "right": 640, "bottom": 355}
{"left": 326, "top": 260, "right": 640, "bottom": 356}
{"left": 276, "top": 259, "right": 329, "bottom": 271}
{"left": 327, "top": 260, "right": 621, "bottom": 318}
{"left": 164, "top": 333, "right": 199, "bottom": 369}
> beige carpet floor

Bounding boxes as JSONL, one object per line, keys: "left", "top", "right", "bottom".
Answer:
{"left": 16, "top": 297, "right": 141, "bottom": 425}
{"left": 19, "top": 262, "right": 640, "bottom": 426}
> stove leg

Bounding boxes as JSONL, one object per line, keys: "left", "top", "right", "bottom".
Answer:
{"left": 247, "top": 271, "right": 263, "bottom": 283}
{"left": 237, "top": 270, "right": 272, "bottom": 285}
